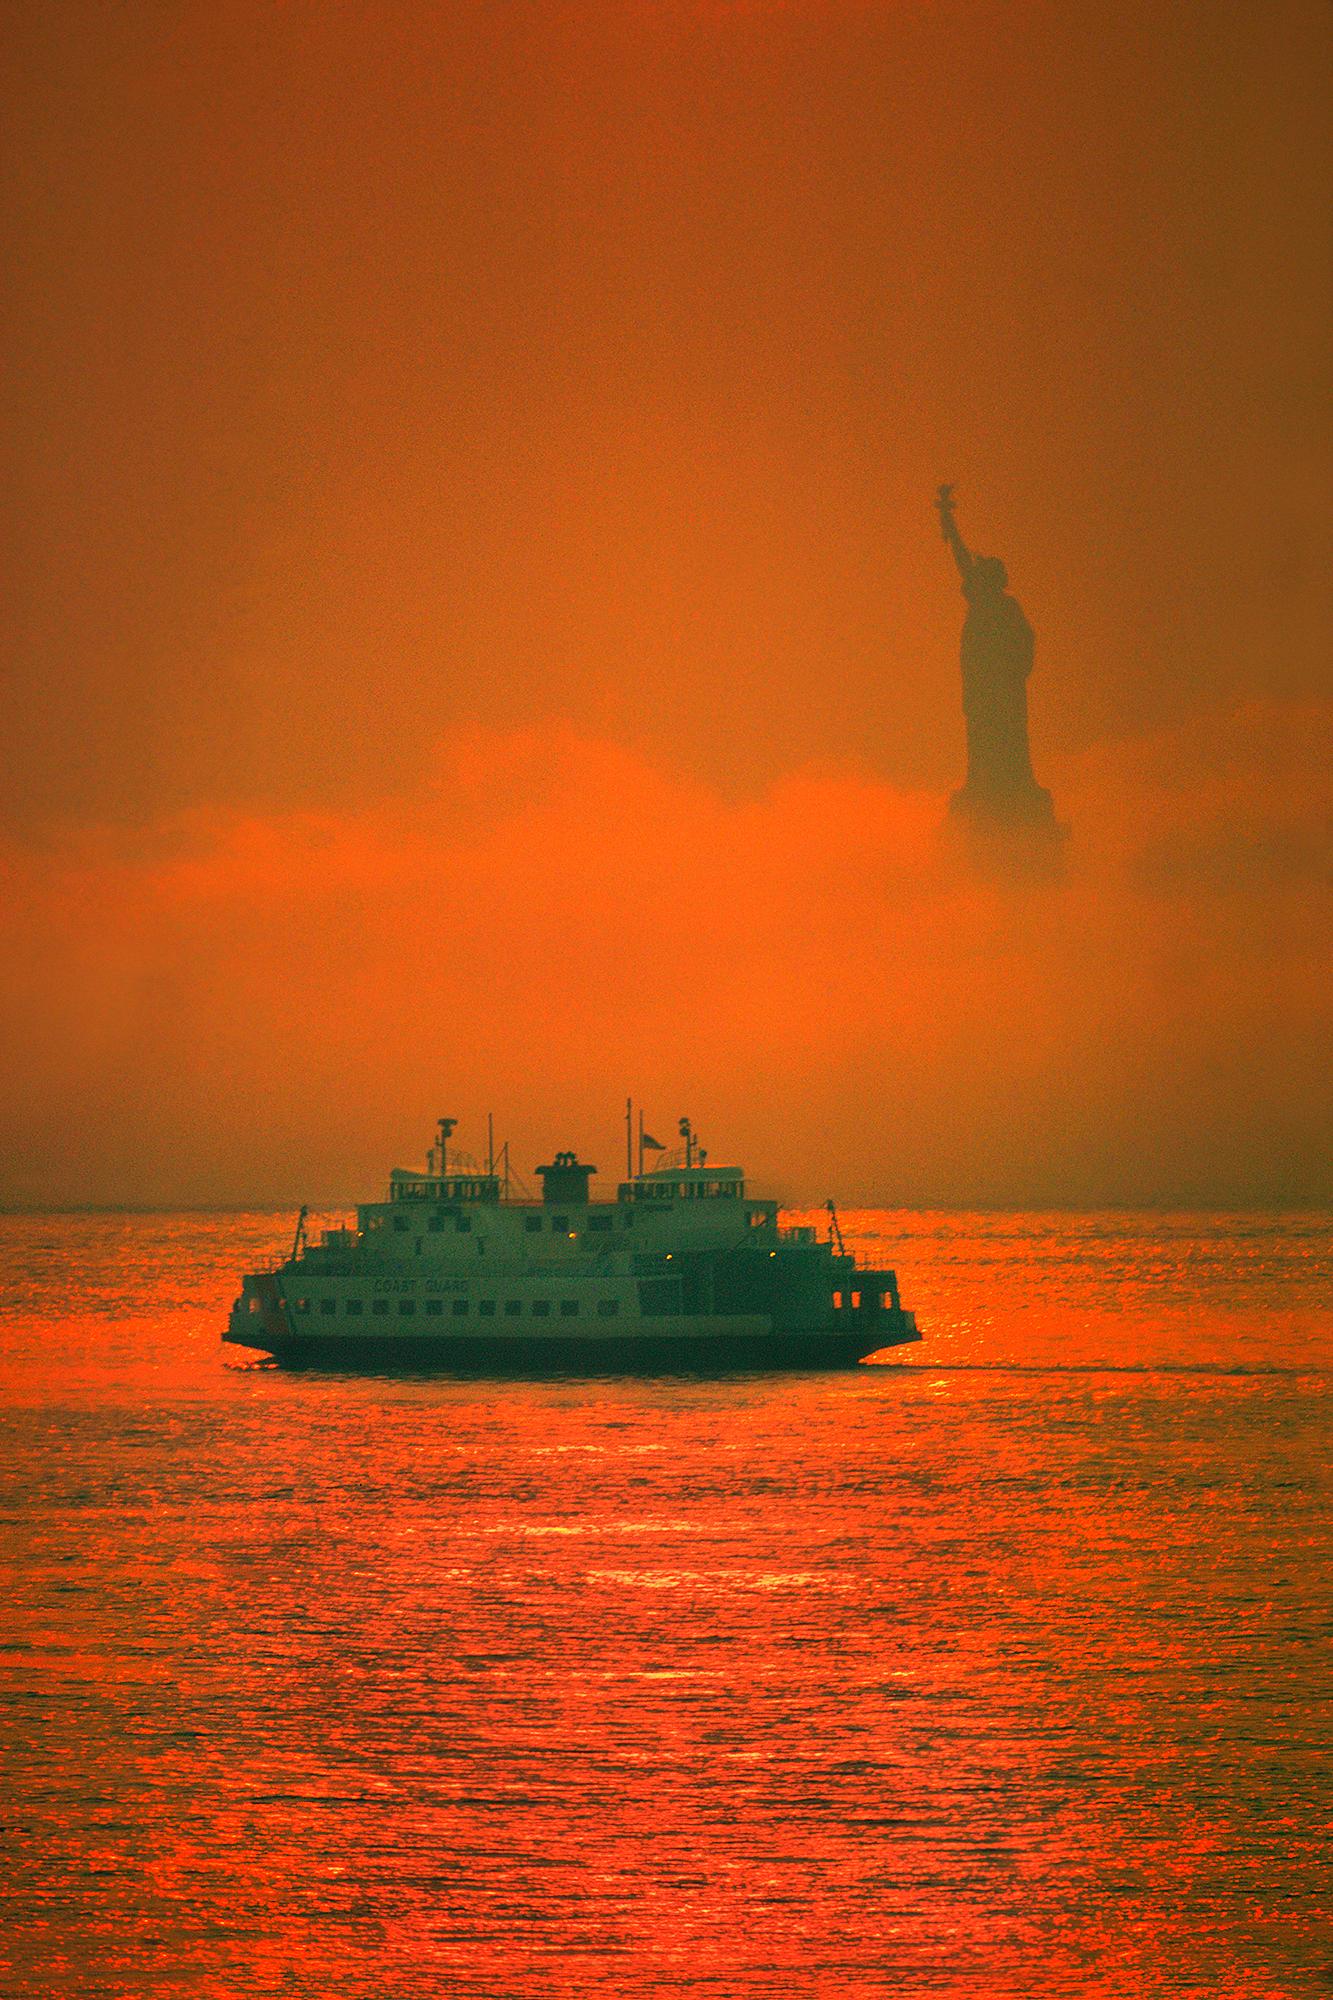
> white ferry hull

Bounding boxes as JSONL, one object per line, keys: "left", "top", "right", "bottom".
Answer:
{"left": 226, "top": 1282, "right": 920, "bottom": 1373}
{"left": 226, "top": 1323, "right": 919, "bottom": 1374}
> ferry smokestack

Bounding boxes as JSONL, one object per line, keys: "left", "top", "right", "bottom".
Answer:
{"left": 536, "top": 1152, "right": 596, "bottom": 1206}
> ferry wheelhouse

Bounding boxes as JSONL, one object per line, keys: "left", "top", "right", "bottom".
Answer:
{"left": 226, "top": 1119, "right": 920, "bottom": 1372}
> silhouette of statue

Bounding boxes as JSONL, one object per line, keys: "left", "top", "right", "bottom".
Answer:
{"left": 936, "top": 484, "right": 1062, "bottom": 842}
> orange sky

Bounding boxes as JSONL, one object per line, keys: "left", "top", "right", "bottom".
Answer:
{"left": 1, "top": 0, "right": 1329, "bottom": 1206}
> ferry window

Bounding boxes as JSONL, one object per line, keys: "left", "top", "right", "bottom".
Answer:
{"left": 597, "top": 1299, "right": 619, "bottom": 1317}
{"left": 588, "top": 1214, "right": 611, "bottom": 1232}
{"left": 531, "top": 1300, "right": 551, "bottom": 1316}
{"left": 524, "top": 1215, "right": 542, "bottom": 1233}
{"left": 425, "top": 1299, "right": 443, "bottom": 1316}
{"left": 504, "top": 1300, "right": 522, "bottom": 1316}
{"left": 479, "top": 1300, "right": 496, "bottom": 1317}
{"left": 372, "top": 1299, "right": 390, "bottom": 1316}
{"left": 248, "top": 1296, "right": 261, "bottom": 1313}
{"left": 880, "top": 1291, "right": 893, "bottom": 1309}
{"left": 428, "top": 1215, "right": 444, "bottom": 1234}
{"left": 559, "top": 1300, "right": 579, "bottom": 1317}
{"left": 320, "top": 1298, "right": 336, "bottom": 1316}
{"left": 748, "top": 1212, "right": 766, "bottom": 1229}
{"left": 456, "top": 1215, "right": 472, "bottom": 1233}
{"left": 451, "top": 1299, "right": 469, "bottom": 1316}
{"left": 394, "top": 1215, "right": 410, "bottom": 1233}
{"left": 398, "top": 1299, "right": 415, "bottom": 1317}
{"left": 294, "top": 1298, "right": 310, "bottom": 1314}
{"left": 552, "top": 1216, "right": 569, "bottom": 1232}
{"left": 622, "top": 1212, "right": 635, "bottom": 1227}
{"left": 346, "top": 1299, "right": 363, "bottom": 1316}
{"left": 851, "top": 1291, "right": 862, "bottom": 1309}
{"left": 833, "top": 1291, "right": 844, "bottom": 1309}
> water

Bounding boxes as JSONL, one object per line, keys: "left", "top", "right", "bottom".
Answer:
{"left": 1, "top": 1210, "right": 1329, "bottom": 1998}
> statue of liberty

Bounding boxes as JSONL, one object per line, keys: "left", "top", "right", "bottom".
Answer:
{"left": 936, "top": 484, "right": 1060, "bottom": 835}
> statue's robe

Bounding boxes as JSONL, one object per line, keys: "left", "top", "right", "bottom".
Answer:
{"left": 958, "top": 590, "right": 1042, "bottom": 807}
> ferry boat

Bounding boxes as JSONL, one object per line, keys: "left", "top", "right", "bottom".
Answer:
{"left": 225, "top": 1117, "right": 921, "bottom": 1372}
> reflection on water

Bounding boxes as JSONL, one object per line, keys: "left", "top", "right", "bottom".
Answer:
{"left": 0, "top": 1212, "right": 1328, "bottom": 1997}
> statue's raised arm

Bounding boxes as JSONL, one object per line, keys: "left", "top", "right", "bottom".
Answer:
{"left": 936, "top": 483, "right": 973, "bottom": 584}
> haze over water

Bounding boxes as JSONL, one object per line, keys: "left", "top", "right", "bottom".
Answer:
{"left": 2, "top": 1209, "right": 1328, "bottom": 1998}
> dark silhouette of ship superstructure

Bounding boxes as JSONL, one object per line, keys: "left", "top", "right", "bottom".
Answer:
{"left": 225, "top": 1115, "right": 921, "bottom": 1374}
{"left": 936, "top": 484, "right": 1067, "bottom": 871}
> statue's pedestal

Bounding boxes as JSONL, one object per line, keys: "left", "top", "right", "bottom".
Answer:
{"left": 948, "top": 779, "right": 1059, "bottom": 826}
{"left": 946, "top": 784, "right": 1069, "bottom": 881}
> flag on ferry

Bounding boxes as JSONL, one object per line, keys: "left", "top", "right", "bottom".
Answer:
{"left": 641, "top": 1132, "right": 666, "bottom": 1152}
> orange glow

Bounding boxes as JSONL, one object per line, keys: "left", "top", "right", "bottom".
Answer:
{"left": 0, "top": 703, "right": 1326, "bottom": 1206}
{"left": 0, "top": 1, "right": 1328, "bottom": 1204}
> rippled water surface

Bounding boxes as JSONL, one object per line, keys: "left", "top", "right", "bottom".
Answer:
{"left": 1, "top": 1210, "right": 1329, "bottom": 1997}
